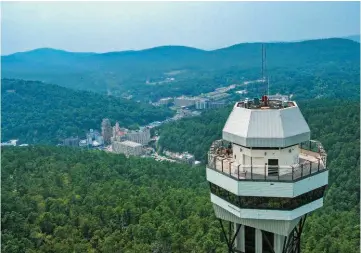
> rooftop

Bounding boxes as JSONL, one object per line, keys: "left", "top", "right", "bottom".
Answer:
{"left": 236, "top": 96, "right": 295, "bottom": 110}
{"left": 120, "top": 140, "right": 142, "bottom": 147}
{"left": 223, "top": 98, "right": 310, "bottom": 147}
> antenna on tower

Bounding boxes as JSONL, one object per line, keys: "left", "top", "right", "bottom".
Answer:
{"left": 261, "top": 44, "right": 264, "bottom": 81}
{"left": 264, "top": 44, "right": 268, "bottom": 96}
{"left": 260, "top": 43, "right": 269, "bottom": 97}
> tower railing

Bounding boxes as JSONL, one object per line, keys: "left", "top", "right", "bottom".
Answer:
{"left": 208, "top": 139, "right": 327, "bottom": 182}
{"left": 300, "top": 140, "right": 327, "bottom": 168}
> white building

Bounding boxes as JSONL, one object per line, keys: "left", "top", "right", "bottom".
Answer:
{"left": 1, "top": 139, "right": 19, "bottom": 146}
{"left": 196, "top": 99, "right": 208, "bottom": 110}
{"left": 158, "top": 97, "right": 174, "bottom": 105}
{"left": 206, "top": 97, "right": 328, "bottom": 253}
{"left": 112, "top": 140, "right": 143, "bottom": 156}
{"left": 125, "top": 127, "right": 151, "bottom": 145}
{"left": 174, "top": 96, "right": 197, "bottom": 107}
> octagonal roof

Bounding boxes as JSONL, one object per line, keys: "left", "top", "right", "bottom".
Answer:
{"left": 222, "top": 101, "right": 310, "bottom": 147}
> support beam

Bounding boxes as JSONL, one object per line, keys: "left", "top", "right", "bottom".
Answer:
{"left": 234, "top": 223, "right": 245, "bottom": 252}
{"left": 219, "top": 219, "right": 242, "bottom": 253}
{"left": 255, "top": 229, "right": 263, "bottom": 253}
{"left": 282, "top": 215, "right": 307, "bottom": 253}
{"left": 274, "top": 234, "right": 285, "bottom": 253}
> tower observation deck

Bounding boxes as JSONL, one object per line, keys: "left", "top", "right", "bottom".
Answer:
{"left": 206, "top": 96, "right": 328, "bottom": 253}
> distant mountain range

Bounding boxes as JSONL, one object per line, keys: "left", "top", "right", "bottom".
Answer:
{"left": 1, "top": 38, "right": 360, "bottom": 100}
{"left": 342, "top": 34, "right": 360, "bottom": 42}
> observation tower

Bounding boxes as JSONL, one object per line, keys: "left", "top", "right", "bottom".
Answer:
{"left": 206, "top": 96, "right": 328, "bottom": 253}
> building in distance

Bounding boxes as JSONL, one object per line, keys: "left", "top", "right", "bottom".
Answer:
{"left": 111, "top": 122, "right": 151, "bottom": 146}
{"left": 101, "top": 118, "right": 112, "bottom": 145}
{"left": 112, "top": 140, "right": 143, "bottom": 156}
{"left": 1, "top": 139, "right": 19, "bottom": 146}
{"left": 63, "top": 136, "right": 79, "bottom": 147}
{"left": 158, "top": 97, "right": 174, "bottom": 106}
{"left": 195, "top": 99, "right": 226, "bottom": 110}
{"left": 174, "top": 96, "right": 198, "bottom": 107}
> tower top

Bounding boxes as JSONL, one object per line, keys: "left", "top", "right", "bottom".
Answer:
{"left": 222, "top": 97, "right": 310, "bottom": 148}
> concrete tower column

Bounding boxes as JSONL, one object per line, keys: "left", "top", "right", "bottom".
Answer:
{"left": 274, "top": 234, "right": 285, "bottom": 253}
{"left": 255, "top": 228, "right": 263, "bottom": 253}
{"left": 234, "top": 223, "right": 245, "bottom": 252}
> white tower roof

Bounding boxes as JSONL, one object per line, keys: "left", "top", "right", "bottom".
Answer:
{"left": 222, "top": 101, "right": 310, "bottom": 147}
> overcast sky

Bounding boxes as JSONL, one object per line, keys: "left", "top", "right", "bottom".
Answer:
{"left": 1, "top": 1, "right": 360, "bottom": 55}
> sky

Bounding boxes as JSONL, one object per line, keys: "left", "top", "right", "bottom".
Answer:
{"left": 1, "top": 1, "right": 360, "bottom": 55}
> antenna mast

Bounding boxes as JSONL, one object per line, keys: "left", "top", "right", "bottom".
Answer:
{"left": 261, "top": 44, "right": 264, "bottom": 81}
{"left": 261, "top": 43, "right": 269, "bottom": 96}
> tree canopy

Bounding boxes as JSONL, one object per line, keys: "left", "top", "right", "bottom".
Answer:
{"left": 2, "top": 146, "right": 227, "bottom": 253}
{"left": 1, "top": 79, "right": 173, "bottom": 144}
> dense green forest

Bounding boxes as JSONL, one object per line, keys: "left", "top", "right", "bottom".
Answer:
{"left": 2, "top": 99, "right": 360, "bottom": 253}
{"left": 158, "top": 99, "right": 360, "bottom": 252}
{"left": 2, "top": 39, "right": 359, "bottom": 101}
{"left": 1, "top": 146, "right": 227, "bottom": 253}
{"left": 1, "top": 79, "right": 173, "bottom": 144}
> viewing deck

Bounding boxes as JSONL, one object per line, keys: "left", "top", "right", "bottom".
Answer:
{"left": 236, "top": 97, "right": 296, "bottom": 110}
{"left": 207, "top": 139, "right": 327, "bottom": 182}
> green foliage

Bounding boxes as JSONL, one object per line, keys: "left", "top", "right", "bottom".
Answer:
{"left": 158, "top": 99, "right": 360, "bottom": 252}
{"left": 2, "top": 39, "right": 359, "bottom": 101}
{"left": 1, "top": 79, "right": 173, "bottom": 144}
{"left": 1, "top": 99, "right": 359, "bottom": 253}
{"left": 1, "top": 146, "right": 227, "bottom": 253}
{"left": 158, "top": 106, "right": 232, "bottom": 162}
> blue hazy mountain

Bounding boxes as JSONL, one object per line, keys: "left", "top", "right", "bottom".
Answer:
{"left": 1, "top": 38, "right": 359, "bottom": 99}
{"left": 342, "top": 34, "right": 360, "bottom": 42}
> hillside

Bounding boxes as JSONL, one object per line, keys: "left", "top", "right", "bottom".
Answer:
{"left": 343, "top": 34, "right": 360, "bottom": 43}
{"left": 158, "top": 99, "right": 360, "bottom": 252}
{"left": 1, "top": 99, "right": 360, "bottom": 253}
{"left": 2, "top": 38, "right": 360, "bottom": 101}
{"left": 1, "top": 79, "right": 173, "bottom": 144}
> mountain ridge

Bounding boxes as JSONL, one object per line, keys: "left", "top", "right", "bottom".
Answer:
{"left": 2, "top": 37, "right": 358, "bottom": 57}
{"left": 2, "top": 38, "right": 359, "bottom": 101}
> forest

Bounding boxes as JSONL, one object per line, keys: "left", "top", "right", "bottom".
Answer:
{"left": 1, "top": 79, "right": 173, "bottom": 144}
{"left": 1, "top": 146, "right": 227, "bottom": 253}
{"left": 158, "top": 98, "right": 360, "bottom": 253}
{"left": 1, "top": 98, "right": 360, "bottom": 253}
{"left": 2, "top": 39, "right": 359, "bottom": 101}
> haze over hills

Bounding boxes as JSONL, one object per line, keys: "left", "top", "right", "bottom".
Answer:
{"left": 342, "top": 34, "right": 360, "bottom": 42}
{"left": 1, "top": 2, "right": 360, "bottom": 252}
{"left": 2, "top": 38, "right": 359, "bottom": 101}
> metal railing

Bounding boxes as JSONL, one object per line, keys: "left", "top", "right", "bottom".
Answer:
{"left": 207, "top": 139, "right": 327, "bottom": 182}
{"left": 300, "top": 140, "right": 327, "bottom": 168}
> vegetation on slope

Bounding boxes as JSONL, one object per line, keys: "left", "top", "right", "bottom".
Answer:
{"left": 1, "top": 79, "right": 173, "bottom": 144}
{"left": 1, "top": 146, "right": 226, "bottom": 253}
{"left": 1, "top": 99, "right": 359, "bottom": 253}
{"left": 158, "top": 99, "right": 360, "bottom": 253}
{"left": 158, "top": 106, "right": 232, "bottom": 161}
{"left": 2, "top": 39, "right": 359, "bottom": 101}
